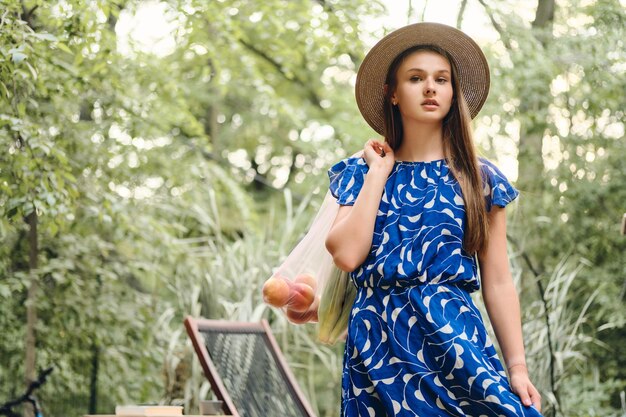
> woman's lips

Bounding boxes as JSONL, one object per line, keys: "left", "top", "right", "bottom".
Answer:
{"left": 421, "top": 100, "right": 439, "bottom": 110}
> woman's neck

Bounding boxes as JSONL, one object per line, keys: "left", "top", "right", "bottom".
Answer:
{"left": 394, "top": 121, "right": 445, "bottom": 162}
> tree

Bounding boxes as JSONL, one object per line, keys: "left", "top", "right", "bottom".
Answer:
{"left": 476, "top": 0, "right": 625, "bottom": 415}
{"left": 0, "top": 0, "right": 382, "bottom": 415}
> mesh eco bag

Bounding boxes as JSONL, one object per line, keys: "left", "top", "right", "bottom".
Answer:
{"left": 263, "top": 190, "right": 357, "bottom": 345}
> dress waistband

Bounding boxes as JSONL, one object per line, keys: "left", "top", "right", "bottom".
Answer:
{"left": 352, "top": 274, "right": 480, "bottom": 293}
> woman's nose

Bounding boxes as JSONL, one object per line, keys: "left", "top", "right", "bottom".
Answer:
{"left": 424, "top": 80, "right": 436, "bottom": 95}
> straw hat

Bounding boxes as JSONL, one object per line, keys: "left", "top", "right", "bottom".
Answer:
{"left": 355, "top": 22, "right": 490, "bottom": 135}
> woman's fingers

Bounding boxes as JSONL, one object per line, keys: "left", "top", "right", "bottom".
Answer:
{"left": 382, "top": 141, "right": 393, "bottom": 156}
{"left": 364, "top": 139, "right": 390, "bottom": 157}
{"left": 363, "top": 139, "right": 394, "bottom": 175}
{"left": 528, "top": 384, "right": 542, "bottom": 412}
{"left": 363, "top": 140, "right": 381, "bottom": 158}
{"left": 363, "top": 141, "right": 378, "bottom": 159}
{"left": 519, "top": 389, "right": 532, "bottom": 407}
{"left": 512, "top": 379, "right": 542, "bottom": 412}
{"left": 372, "top": 140, "right": 384, "bottom": 156}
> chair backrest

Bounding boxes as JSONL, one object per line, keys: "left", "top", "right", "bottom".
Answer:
{"left": 184, "top": 316, "right": 317, "bottom": 417}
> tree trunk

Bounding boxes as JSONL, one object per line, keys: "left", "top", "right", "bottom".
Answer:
{"left": 420, "top": 1, "right": 428, "bottom": 21}
{"left": 517, "top": 0, "right": 555, "bottom": 194}
{"left": 478, "top": 0, "right": 556, "bottom": 195}
{"left": 532, "top": 0, "right": 555, "bottom": 29}
{"left": 456, "top": 0, "right": 468, "bottom": 29}
{"left": 204, "top": 57, "right": 220, "bottom": 153}
{"left": 88, "top": 339, "right": 100, "bottom": 414}
{"left": 206, "top": 97, "right": 219, "bottom": 152}
{"left": 407, "top": 0, "right": 413, "bottom": 24}
{"left": 24, "top": 211, "right": 38, "bottom": 417}
{"left": 477, "top": 0, "right": 555, "bottom": 195}
{"left": 516, "top": 2, "right": 562, "bottom": 415}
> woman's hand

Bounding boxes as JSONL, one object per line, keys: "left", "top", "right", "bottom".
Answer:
{"left": 363, "top": 139, "right": 394, "bottom": 176}
{"left": 509, "top": 365, "right": 542, "bottom": 412}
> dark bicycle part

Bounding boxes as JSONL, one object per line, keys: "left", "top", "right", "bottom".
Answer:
{"left": 0, "top": 367, "right": 53, "bottom": 417}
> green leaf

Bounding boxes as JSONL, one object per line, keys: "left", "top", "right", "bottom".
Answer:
{"left": 51, "top": 57, "right": 79, "bottom": 77}
{"left": 45, "top": 192, "right": 56, "bottom": 206}
{"left": 25, "top": 62, "right": 38, "bottom": 80}
{"left": 0, "top": 81, "right": 10, "bottom": 99}
{"left": 17, "top": 101, "right": 26, "bottom": 117}
{"left": 48, "top": 221, "right": 59, "bottom": 237}
{"left": 0, "top": 284, "right": 10, "bottom": 298}
{"left": 11, "top": 51, "right": 27, "bottom": 63}
{"left": 56, "top": 42, "right": 73, "bottom": 54}
{"left": 63, "top": 172, "right": 77, "bottom": 183}
{"left": 29, "top": 32, "right": 58, "bottom": 42}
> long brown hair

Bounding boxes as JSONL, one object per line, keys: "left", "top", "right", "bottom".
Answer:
{"left": 383, "top": 45, "right": 488, "bottom": 254}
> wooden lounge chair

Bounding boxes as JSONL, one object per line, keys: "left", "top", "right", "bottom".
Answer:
{"left": 184, "top": 316, "right": 317, "bottom": 417}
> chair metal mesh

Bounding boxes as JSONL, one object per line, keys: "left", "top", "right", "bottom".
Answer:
{"left": 201, "top": 329, "right": 308, "bottom": 417}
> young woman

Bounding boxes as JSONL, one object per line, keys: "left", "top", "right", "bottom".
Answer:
{"left": 325, "top": 22, "right": 543, "bottom": 416}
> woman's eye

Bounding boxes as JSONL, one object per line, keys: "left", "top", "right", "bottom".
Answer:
{"left": 436, "top": 78, "right": 448, "bottom": 84}
{"left": 410, "top": 76, "right": 422, "bottom": 82}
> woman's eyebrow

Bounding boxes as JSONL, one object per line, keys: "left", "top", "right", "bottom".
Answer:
{"left": 405, "top": 68, "right": 451, "bottom": 74}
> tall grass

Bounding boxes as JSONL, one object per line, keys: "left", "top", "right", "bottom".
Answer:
{"left": 156, "top": 188, "right": 346, "bottom": 416}
{"left": 488, "top": 246, "right": 622, "bottom": 417}
{"left": 519, "top": 254, "right": 624, "bottom": 417}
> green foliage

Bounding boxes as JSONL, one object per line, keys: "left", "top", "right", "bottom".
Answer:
{"left": 0, "top": 0, "right": 379, "bottom": 415}
{"left": 0, "top": 0, "right": 624, "bottom": 416}
{"left": 479, "top": 1, "right": 626, "bottom": 415}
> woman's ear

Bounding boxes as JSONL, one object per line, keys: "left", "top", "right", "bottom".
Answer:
{"left": 385, "top": 83, "right": 398, "bottom": 106}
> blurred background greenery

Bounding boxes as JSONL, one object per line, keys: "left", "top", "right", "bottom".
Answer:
{"left": 0, "top": 0, "right": 624, "bottom": 416}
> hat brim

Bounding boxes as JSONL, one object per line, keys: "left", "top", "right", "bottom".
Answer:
{"left": 355, "top": 22, "right": 490, "bottom": 135}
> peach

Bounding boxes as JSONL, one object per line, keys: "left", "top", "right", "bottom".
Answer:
{"left": 262, "top": 276, "right": 291, "bottom": 307}
{"left": 286, "top": 297, "right": 319, "bottom": 324}
{"left": 294, "top": 273, "right": 317, "bottom": 292}
{"left": 287, "top": 282, "right": 315, "bottom": 312}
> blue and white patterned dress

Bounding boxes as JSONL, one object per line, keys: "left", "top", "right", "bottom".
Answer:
{"left": 328, "top": 157, "right": 543, "bottom": 417}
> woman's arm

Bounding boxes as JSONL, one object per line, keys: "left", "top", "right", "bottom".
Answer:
{"left": 478, "top": 206, "right": 542, "bottom": 412}
{"left": 326, "top": 140, "right": 394, "bottom": 272}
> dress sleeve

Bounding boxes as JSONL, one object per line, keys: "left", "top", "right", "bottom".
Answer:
{"left": 479, "top": 158, "right": 520, "bottom": 211}
{"left": 328, "top": 157, "right": 369, "bottom": 206}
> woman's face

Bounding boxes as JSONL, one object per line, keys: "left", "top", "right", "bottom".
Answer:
{"left": 391, "top": 50, "right": 454, "bottom": 125}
